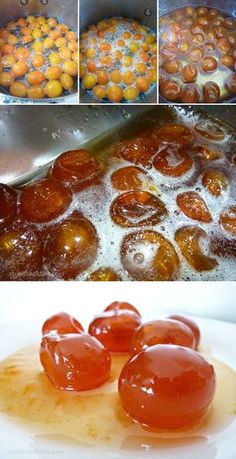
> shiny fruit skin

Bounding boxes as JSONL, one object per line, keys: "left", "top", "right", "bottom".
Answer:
{"left": 0, "top": 184, "right": 17, "bottom": 230}
{"left": 42, "top": 312, "right": 84, "bottom": 336}
{"left": 153, "top": 147, "right": 193, "bottom": 177}
{"left": 9, "top": 81, "right": 27, "bottom": 98}
{"left": 20, "top": 178, "right": 72, "bottom": 223}
{"left": 167, "top": 314, "right": 200, "bottom": 349}
{"left": 44, "top": 216, "right": 98, "bottom": 280}
{"left": 88, "top": 309, "right": 142, "bottom": 353}
{"left": 87, "top": 267, "right": 120, "bottom": 281}
{"left": 177, "top": 192, "right": 212, "bottom": 223}
{"left": 0, "top": 225, "right": 43, "bottom": 281}
{"left": 118, "top": 344, "right": 216, "bottom": 429}
{"left": 130, "top": 319, "right": 195, "bottom": 355}
{"left": 40, "top": 333, "right": 111, "bottom": 391}
{"left": 104, "top": 301, "right": 141, "bottom": 318}
{"left": 51, "top": 149, "right": 100, "bottom": 191}
{"left": 45, "top": 80, "right": 63, "bottom": 98}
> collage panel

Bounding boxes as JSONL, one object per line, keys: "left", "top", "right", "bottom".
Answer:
{"left": 0, "top": 0, "right": 78, "bottom": 104}
{"left": 0, "top": 281, "right": 236, "bottom": 459}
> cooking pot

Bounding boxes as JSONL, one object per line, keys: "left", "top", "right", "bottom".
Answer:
{"left": 0, "top": 0, "right": 78, "bottom": 104}
{"left": 159, "top": 0, "right": 236, "bottom": 104}
{"left": 79, "top": 0, "right": 157, "bottom": 104}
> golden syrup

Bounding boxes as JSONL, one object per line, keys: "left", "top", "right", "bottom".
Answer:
{"left": 0, "top": 345, "right": 235, "bottom": 451}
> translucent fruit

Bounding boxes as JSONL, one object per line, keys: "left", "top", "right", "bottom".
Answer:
{"left": 44, "top": 216, "right": 98, "bottom": 280}
{"left": 167, "top": 314, "right": 201, "bottom": 350}
{"left": 202, "top": 169, "right": 228, "bottom": 196}
{"left": 40, "top": 333, "right": 111, "bottom": 391}
{"left": 154, "top": 124, "right": 195, "bottom": 146}
{"left": 130, "top": 319, "right": 195, "bottom": 355}
{"left": 0, "top": 225, "right": 43, "bottom": 280}
{"left": 176, "top": 192, "right": 212, "bottom": 222}
{"left": 0, "top": 184, "right": 17, "bottom": 230}
{"left": 153, "top": 146, "right": 193, "bottom": 177}
{"left": 104, "top": 301, "right": 141, "bottom": 318}
{"left": 42, "top": 312, "right": 84, "bottom": 336}
{"left": 119, "top": 344, "right": 216, "bottom": 429}
{"left": 51, "top": 149, "right": 101, "bottom": 191}
{"left": 20, "top": 178, "right": 72, "bottom": 223}
{"left": 194, "top": 122, "right": 225, "bottom": 141}
{"left": 111, "top": 166, "right": 149, "bottom": 191}
{"left": 110, "top": 191, "right": 167, "bottom": 227}
{"left": 219, "top": 206, "right": 236, "bottom": 236}
{"left": 118, "top": 136, "right": 156, "bottom": 168}
{"left": 87, "top": 268, "right": 121, "bottom": 281}
{"left": 121, "top": 230, "right": 180, "bottom": 281}
{"left": 160, "top": 80, "right": 182, "bottom": 101}
{"left": 175, "top": 226, "right": 218, "bottom": 271}
{"left": 88, "top": 309, "right": 142, "bottom": 352}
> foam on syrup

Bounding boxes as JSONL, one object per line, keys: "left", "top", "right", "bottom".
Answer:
{"left": 0, "top": 345, "right": 235, "bottom": 451}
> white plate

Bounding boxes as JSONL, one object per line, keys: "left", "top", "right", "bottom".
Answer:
{"left": 0, "top": 316, "right": 236, "bottom": 459}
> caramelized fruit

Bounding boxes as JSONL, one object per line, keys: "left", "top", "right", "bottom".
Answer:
{"left": 130, "top": 319, "right": 195, "bottom": 355}
{"left": 121, "top": 230, "right": 180, "bottom": 281}
{"left": 40, "top": 333, "right": 111, "bottom": 391}
{"left": 87, "top": 268, "right": 121, "bottom": 281}
{"left": 51, "top": 149, "right": 101, "bottom": 191}
{"left": 167, "top": 314, "right": 201, "bottom": 349}
{"left": 104, "top": 301, "right": 141, "bottom": 318}
{"left": 0, "top": 184, "right": 17, "bottom": 230}
{"left": 219, "top": 206, "right": 236, "bottom": 236}
{"left": 153, "top": 146, "right": 193, "bottom": 177}
{"left": 111, "top": 166, "right": 148, "bottom": 191}
{"left": 153, "top": 124, "right": 194, "bottom": 146}
{"left": 0, "top": 225, "right": 43, "bottom": 280}
{"left": 44, "top": 216, "right": 98, "bottom": 280}
{"left": 110, "top": 191, "right": 167, "bottom": 227}
{"left": 119, "top": 344, "right": 216, "bottom": 428}
{"left": 42, "top": 312, "right": 84, "bottom": 336}
{"left": 118, "top": 136, "right": 156, "bottom": 168}
{"left": 176, "top": 192, "right": 212, "bottom": 223}
{"left": 175, "top": 226, "right": 218, "bottom": 271}
{"left": 202, "top": 169, "right": 228, "bottom": 196}
{"left": 20, "top": 178, "right": 72, "bottom": 223}
{"left": 88, "top": 309, "right": 142, "bottom": 352}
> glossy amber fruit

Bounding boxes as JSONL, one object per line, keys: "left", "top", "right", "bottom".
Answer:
{"left": 111, "top": 166, "right": 148, "bottom": 191}
{"left": 175, "top": 226, "right": 218, "bottom": 271}
{"left": 153, "top": 146, "right": 193, "bottom": 177}
{"left": 167, "top": 314, "right": 201, "bottom": 350}
{"left": 177, "top": 192, "right": 212, "bottom": 222}
{"left": 104, "top": 301, "right": 141, "bottom": 317}
{"left": 202, "top": 169, "right": 228, "bottom": 196}
{"left": 130, "top": 319, "right": 195, "bottom": 355}
{"left": 219, "top": 206, "right": 236, "bottom": 236}
{"left": 40, "top": 333, "right": 111, "bottom": 391}
{"left": 121, "top": 230, "right": 180, "bottom": 281}
{"left": 42, "top": 312, "right": 84, "bottom": 335}
{"left": 110, "top": 191, "right": 167, "bottom": 227}
{"left": 154, "top": 123, "right": 195, "bottom": 146}
{"left": 87, "top": 267, "right": 121, "bottom": 281}
{"left": 119, "top": 344, "right": 216, "bottom": 428}
{"left": 118, "top": 136, "right": 156, "bottom": 168}
{"left": 20, "top": 178, "right": 72, "bottom": 223}
{"left": 51, "top": 149, "right": 101, "bottom": 191}
{"left": 44, "top": 216, "right": 98, "bottom": 280}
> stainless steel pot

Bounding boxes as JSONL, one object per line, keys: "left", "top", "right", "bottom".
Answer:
{"left": 0, "top": 0, "right": 78, "bottom": 104}
{"left": 0, "top": 105, "right": 235, "bottom": 186}
{"left": 159, "top": 0, "right": 236, "bottom": 104}
{"left": 79, "top": 0, "right": 157, "bottom": 104}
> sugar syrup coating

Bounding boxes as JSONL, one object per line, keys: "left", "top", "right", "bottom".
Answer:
{"left": 44, "top": 216, "right": 98, "bottom": 280}
{"left": 88, "top": 309, "right": 142, "bottom": 353}
{"left": 40, "top": 333, "right": 111, "bottom": 391}
{"left": 20, "top": 178, "right": 72, "bottom": 223}
{"left": 104, "top": 301, "right": 141, "bottom": 318}
{"left": 167, "top": 314, "right": 201, "bottom": 349}
{"left": 176, "top": 192, "right": 212, "bottom": 223}
{"left": 119, "top": 344, "right": 216, "bottom": 429}
{"left": 130, "top": 319, "right": 195, "bottom": 355}
{"left": 42, "top": 312, "right": 84, "bottom": 336}
{"left": 87, "top": 267, "right": 121, "bottom": 281}
{"left": 110, "top": 191, "right": 168, "bottom": 228}
{"left": 0, "top": 224, "right": 43, "bottom": 280}
{"left": 175, "top": 226, "right": 218, "bottom": 272}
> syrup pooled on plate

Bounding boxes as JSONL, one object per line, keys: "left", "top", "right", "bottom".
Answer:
{"left": 0, "top": 115, "right": 235, "bottom": 281}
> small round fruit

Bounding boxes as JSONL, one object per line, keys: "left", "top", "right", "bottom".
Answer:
{"left": 27, "top": 70, "right": 45, "bottom": 85}
{"left": 12, "top": 60, "right": 28, "bottom": 77}
{"left": 201, "top": 56, "right": 218, "bottom": 72}
{"left": 130, "top": 319, "right": 195, "bottom": 355}
{"left": 63, "top": 60, "right": 77, "bottom": 76}
{"left": 181, "top": 84, "right": 200, "bottom": 103}
{"left": 20, "top": 178, "right": 72, "bottom": 223}
{"left": 42, "top": 312, "right": 84, "bottom": 336}
{"left": 45, "top": 65, "right": 62, "bottom": 80}
{"left": 136, "top": 77, "right": 150, "bottom": 93}
{"left": 177, "top": 191, "right": 212, "bottom": 223}
{"left": 107, "top": 85, "right": 123, "bottom": 103}
{"left": 44, "top": 216, "right": 98, "bottom": 279}
{"left": 60, "top": 73, "right": 74, "bottom": 90}
{"left": 104, "top": 301, "right": 141, "bottom": 317}
{"left": 162, "top": 59, "right": 181, "bottom": 74}
{"left": 219, "top": 206, "right": 236, "bottom": 236}
{"left": 203, "top": 82, "right": 220, "bottom": 103}
{"left": 45, "top": 80, "right": 63, "bottom": 98}
{"left": 88, "top": 309, "right": 141, "bottom": 352}
{"left": 202, "top": 169, "right": 228, "bottom": 196}
{"left": 88, "top": 267, "right": 121, "bottom": 281}
{"left": 0, "top": 71, "right": 14, "bottom": 87}
{"left": 92, "top": 85, "right": 107, "bottom": 99}
{"left": 182, "top": 64, "right": 198, "bottom": 83}
{"left": 49, "top": 52, "right": 62, "bottom": 65}
{"left": 167, "top": 314, "right": 201, "bottom": 349}
{"left": 9, "top": 81, "right": 27, "bottom": 98}
{"left": 40, "top": 333, "right": 111, "bottom": 391}
{"left": 82, "top": 73, "right": 97, "bottom": 89}
{"left": 160, "top": 80, "right": 181, "bottom": 101}
{"left": 124, "top": 86, "right": 139, "bottom": 101}
{"left": 28, "top": 85, "right": 45, "bottom": 99}
{"left": 32, "top": 53, "right": 45, "bottom": 68}
{"left": 14, "top": 47, "right": 30, "bottom": 60}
